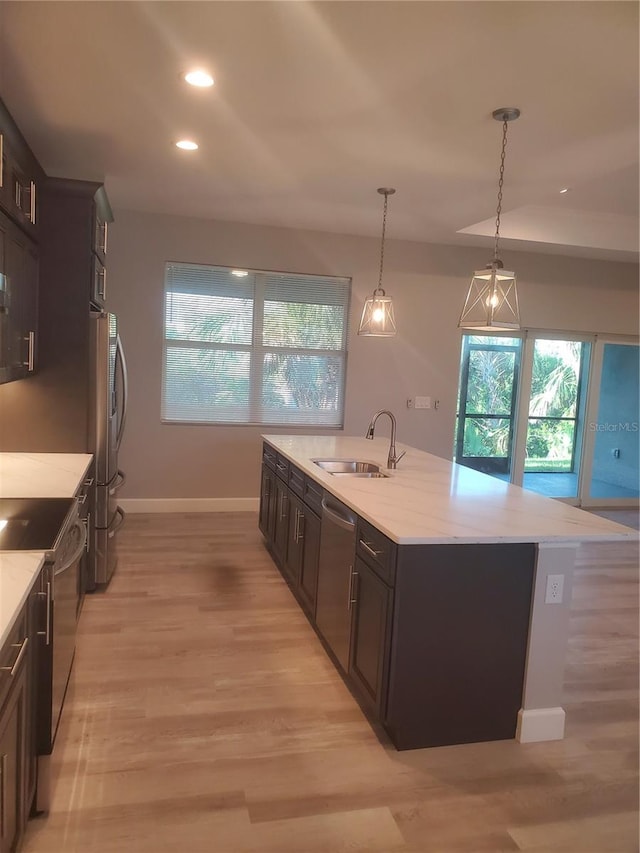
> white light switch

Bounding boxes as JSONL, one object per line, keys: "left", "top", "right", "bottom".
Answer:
{"left": 415, "top": 396, "right": 431, "bottom": 409}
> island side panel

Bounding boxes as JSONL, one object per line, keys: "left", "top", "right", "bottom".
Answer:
{"left": 385, "top": 543, "right": 536, "bottom": 750}
{"left": 516, "top": 542, "right": 578, "bottom": 743}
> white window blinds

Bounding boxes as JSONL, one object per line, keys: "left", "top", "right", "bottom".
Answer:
{"left": 162, "top": 263, "right": 351, "bottom": 426}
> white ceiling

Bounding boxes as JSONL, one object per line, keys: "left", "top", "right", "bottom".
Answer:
{"left": 0, "top": 1, "right": 637, "bottom": 263}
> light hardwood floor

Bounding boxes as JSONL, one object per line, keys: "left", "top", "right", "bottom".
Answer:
{"left": 24, "top": 513, "right": 639, "bottom": 853}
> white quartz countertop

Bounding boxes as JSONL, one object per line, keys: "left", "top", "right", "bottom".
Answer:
{"left": 0, "top": 552, "right": 44, "bottom": 647}
{"left": 263, "top": 435, "right": 637, "bottom": 545}
{"left": 0, "top": 453, "right": 93, "bottom": 498}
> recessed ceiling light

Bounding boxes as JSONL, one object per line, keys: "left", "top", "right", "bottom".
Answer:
{"left": 184, "top": 70, "right": 214, "bottom": 88}
{"left": 231, "top": 270, "right": 249, "bottom": 277}
{"left": 559, "top": 187, "right": 571, "bottom": 194}
{"left": 176, "top": 140, "right": 198, "bottom": 151}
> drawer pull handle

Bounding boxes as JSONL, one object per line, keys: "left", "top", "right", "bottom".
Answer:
{"left": 0, "top": 636, "right": 28, "bottom": 677}
{"left": 37, "top": 582, "right": 52, "bottom": 645}
{"left": 359, "top": 539, "right": 382, "bottom": 558}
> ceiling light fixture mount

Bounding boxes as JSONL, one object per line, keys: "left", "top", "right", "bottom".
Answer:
{"left": 357, "top": 187, "right": 397, "bottom": 337}
{"left": 459, "top": 107, "right": 522, "bottom": 331}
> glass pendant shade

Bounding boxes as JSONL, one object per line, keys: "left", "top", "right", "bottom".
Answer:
{"left": 358, "top": 288, "right": 396, "bottom": 336}
{"left": 458, "top": 266, "right": 520, "bottom": 331}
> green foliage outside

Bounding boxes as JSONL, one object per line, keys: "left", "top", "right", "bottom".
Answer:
{"left": 164, "top": 291, "right": 345, "bottom": 422}
{"left": 458, "top": 339, "right": 584, "bottom": 473}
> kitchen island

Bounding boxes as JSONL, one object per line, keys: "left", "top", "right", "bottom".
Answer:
{"left": 259, "top": 434, "right": 635, "bottom": 750}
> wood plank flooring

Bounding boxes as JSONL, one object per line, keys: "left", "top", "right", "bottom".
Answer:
{"left": 23, "top": 513, "right": 639, "bottom": 852}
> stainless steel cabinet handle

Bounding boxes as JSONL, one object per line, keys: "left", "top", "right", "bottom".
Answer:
{"left": 103, "top": 220, "right": 108, "bottom": 255}
{"left": 25, "top": 330, "right": 35, "bottom": 371}
{"left": 0, "top": 753, "right": 6, "bottom": 840}
{"left": 279, "top": 492, "right": 288, "bottom": 520}
{"left": 359, "top": 539, "right": 382, "bottom": 559}
{"left": 101, "top": 267, "right": 107, "bottom": 300}
{"left": 77, "top": 493, "right": 88, "bottom": 505}
{"left": 37, "top": 582, "right": 52, "bottom": 645}
{"left": 0, "top": 134, "right": 3, "bottom": 188}
{"left": 83, "top": 477, "right": 95, "bottom": 487}
{"left": 347, "top": 566, "right": 359, "bottom": 610}
{"left": 294, "top": 507, "right": 305, "bottom": 544}
{"left": 351, "top": 570, "right": 359, "bottom": 608}
{"left": 15, "top": 179, "right": 20, "bottom": 207}
{"left": 0, "top": 636, "right": 28, "bottom": 677}
{"left": 30, "top": 180, "right": 36, "bottom": 224}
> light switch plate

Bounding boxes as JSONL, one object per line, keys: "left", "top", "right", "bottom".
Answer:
{"left": 415, "top": 396, "right": 431, "bottom": 409}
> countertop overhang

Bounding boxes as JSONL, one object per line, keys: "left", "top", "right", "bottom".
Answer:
{"left": 263, "top": 435, "right": 637, "bottom": 545}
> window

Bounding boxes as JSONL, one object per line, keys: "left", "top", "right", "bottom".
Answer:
{"left": 162, "top": 263, "right": 351, "bottom": 426}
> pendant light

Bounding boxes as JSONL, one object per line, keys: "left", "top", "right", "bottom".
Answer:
{"left": 357, "top": 188, "right": 397, "bottom": 336}
{"left": 459, "top": 108, "right": 521, "bottom": 331}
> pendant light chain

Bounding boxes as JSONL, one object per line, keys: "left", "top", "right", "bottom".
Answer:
{"left": 377, "top": 191, "right": 389, "bottom": 292}
{"left": 493, "top": 118, "right": 509, "bottom": 266}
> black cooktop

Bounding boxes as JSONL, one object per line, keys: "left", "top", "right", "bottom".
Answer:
{"left": 0, "top": 498, "right": 75, "bottom": 551}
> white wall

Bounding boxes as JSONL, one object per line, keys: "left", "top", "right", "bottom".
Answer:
{"left": 107, "top": 209, "right": 639, "bottom": 500}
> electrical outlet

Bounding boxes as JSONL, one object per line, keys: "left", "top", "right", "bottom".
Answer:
{"left": 406, "top": 398, "right": 414, "bottom": 409}
{"left": 545, "top": 573, "right": 564, "bottom": 604}
{"left": 415, "top": 396, "right": 431, "bottom": 409}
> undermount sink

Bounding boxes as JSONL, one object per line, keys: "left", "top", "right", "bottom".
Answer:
{"left": 313, "top": 459, "right": 389, "bottom": 478}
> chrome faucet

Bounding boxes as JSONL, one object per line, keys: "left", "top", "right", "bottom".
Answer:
{"left": 365, "top": 410, "right": 406, "bottom": 469}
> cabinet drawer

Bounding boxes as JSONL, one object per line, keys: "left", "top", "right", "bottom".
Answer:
{"left": 303, "top": 477, "right": 324, "bottom": 515}
{"left": 262, "top": 443, "right": 276, "bottom": 471}
{"left": 288, "top": 464, "right": 304, "bottom": 498}
{"left": 356, "top": 518, "right": 397, "bottom": 586}
{"left": 275, "top": 453, "right": 289, "bottom": 482}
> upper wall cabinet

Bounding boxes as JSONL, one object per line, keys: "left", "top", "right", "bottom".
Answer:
{"left": 0, "top": 97, "right": 44, "bottom": 385}
{"left": 41, "top": 178, "right": 113, "bottom": 312}
{"left": 0, "top": 99, "right": 43, "bottom": 240}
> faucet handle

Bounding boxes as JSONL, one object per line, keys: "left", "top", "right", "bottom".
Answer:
{"left": 396, "top": 450, "right": 406, "bottom": 463}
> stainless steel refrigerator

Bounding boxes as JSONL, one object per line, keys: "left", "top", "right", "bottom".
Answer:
{"left": 88, "top": 311, "right": 128, "bottom": 587}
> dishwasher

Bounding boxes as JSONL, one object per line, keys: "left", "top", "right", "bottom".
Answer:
{"left": 315, "top": 495, "right": 357, "bottom": 672}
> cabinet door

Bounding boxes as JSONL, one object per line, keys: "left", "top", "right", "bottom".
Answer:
{"left": 349, "top": 556, "right": 392, "bottom": 715}
{"left": 298, "top": 506, "right": 320, "bottom": 618}
{"left": 272, "top": 477, "right": 289, "bottom": 567}
{"left": 3, "top": 220, "right": 37, "bottom": 381}
{"left": 258, "top": 465, "right": 275, "bottom": 540}
{"left": 0, "top": 653, "right": 28, "bottom": 852}
{"left": 284, "top": 492, "right": 304, "bottom": 587}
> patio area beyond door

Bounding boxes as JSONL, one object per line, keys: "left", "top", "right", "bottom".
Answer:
{"left": 454, "top": 332, "right": 634, "bottom": 504}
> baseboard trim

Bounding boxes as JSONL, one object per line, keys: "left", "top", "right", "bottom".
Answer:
{"left": 119, "top": 498, "right": 260, "bottom": 513}
{"left": 516, "top": 707, "right": 566, "bottom": 743}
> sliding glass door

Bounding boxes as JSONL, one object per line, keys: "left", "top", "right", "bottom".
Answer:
{"left": 582, "top": 341, "right": 640, "bottom": 504}
{"left": 518, "top": 338, "right": 591, "bottom": 499}
{"left": 455, "top": 336, "right": 521, "bottom": 477}
{"left": 455, "top": 332, "right": 638, "bottom": 506}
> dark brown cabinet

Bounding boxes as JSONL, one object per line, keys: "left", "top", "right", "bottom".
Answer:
{"left": 259, "top": 445, "right": 322, "bottom": 619}
{"left": 272, "top": 475, "right": 290, "bottom": 566}
{"left": 0, "top": 209, "right": 38, "bottom": 384}
{"left": 259, "top": 464, "right": 275, "bottom": 540}
{"left": 0, "top": 98, "right": 43, "bottom": 387}
{"left": 284, "top": 491, "right": 304, "bottom": 586}
{"left": 259, "top": 441, "right": 537, "bottom": 751}
{"left": 348, "top": 556, "right": 392, "bottom": 715}
{"left": 297, "top": 504, "right": 320, "bottom": 618}
{"left": 0, "top": 589, "right": 33, "bottom": 852}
